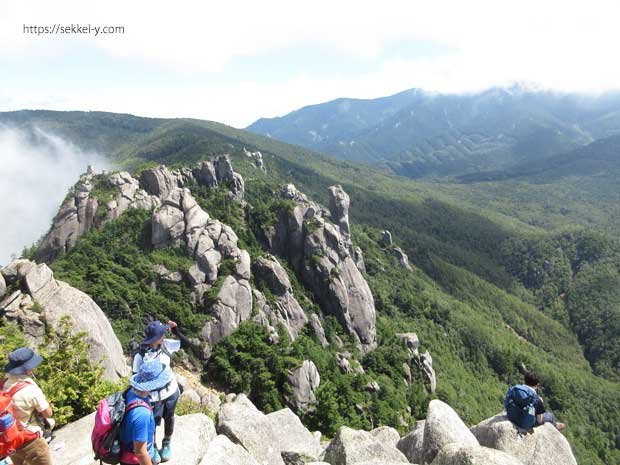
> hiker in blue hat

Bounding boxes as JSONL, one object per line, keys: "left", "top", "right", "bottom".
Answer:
{"left": 120, "top": 360, "right": 172, "bottom": 465}
{"left": 132, "top": 320, "right": 189, "bottom": 462}
{"left": 2, "top": 347, "right": 54, "bottom": 465}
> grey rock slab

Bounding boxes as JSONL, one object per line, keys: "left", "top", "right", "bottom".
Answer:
{"left": 370, "top": 426, "right": 401, "bottom": 448}
{"left": 201, "top": 434, "right": 260, "bottom": 465}
{"left": 422, "top": 400, "right": 479, "bottom": 465}
{"left": 0, "top": 273, "right": 5, "bottom": 299}
{"left": 324, "top": 426, "right": 408, "bottom": 465}
{"left": 155, "top": 413, "right": 216, "bottom": 465}
{"left": 397, "top": 420, "right": 425, "bottom": 464}
{"left": 49, "top": 412, "right": 97, "bottom": 465}
{"left": 472, "top": 413, "right": 577, "bottom": 465}
{"left": 431, "top": 443, "right": 526, "bottom": 465}
{"left": 286, "top": 360, "right": 321, "bottom": 412}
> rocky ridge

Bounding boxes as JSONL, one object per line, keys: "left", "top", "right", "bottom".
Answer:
{"left": 49, "top": 393, "right": 577, "bottom": 465}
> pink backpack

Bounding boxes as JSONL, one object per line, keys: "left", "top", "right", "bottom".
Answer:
{"left": 92, "top": 391, "right": 150, "bottom": 464}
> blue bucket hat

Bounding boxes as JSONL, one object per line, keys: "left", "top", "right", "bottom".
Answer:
{"left": 130, "top": 360, "right": 172, "bottom": 392}
{"left": 4, "top": 347, "right": 43, "bottom": 375}
{"left": 141, "top": 320, "right": 169, "bottom": 345}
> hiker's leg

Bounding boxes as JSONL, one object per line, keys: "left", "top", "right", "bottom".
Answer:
{"left": 163, "top": 389, "right": 181, "bottom": 437}
{"left": 542, "top": 412, "right": 558, "bottom": 427}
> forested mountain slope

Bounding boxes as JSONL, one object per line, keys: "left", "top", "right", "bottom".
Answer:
{"left": 247, "top": 86, "right": 620, "bottom": 178}
{"left": 3, "top": 110, "right": 620, "bottom": 464}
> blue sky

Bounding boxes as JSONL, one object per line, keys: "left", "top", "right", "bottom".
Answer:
{"left": 2, "top": 0, "right": 620, "bottom": 127}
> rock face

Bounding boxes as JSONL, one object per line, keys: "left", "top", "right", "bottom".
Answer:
{"left": 393, "top": 247, "right": 413, "bottom": 272}
{"left": 431, "top": 443, "right": 526, "bottom": 465}
{"left": 396, "top": 333, "right": 437, "bottom": 393}
{"left": 286, "top": 360, "right": 321, "bottom": 412}
{"left": 266, "top": 184, "right": 376, "bottom": 353}
{"left": 35, "top": 157, "right": 244, "bottom": 263}
{"left": 202, "top": 434, "right": 260, "bottom": 465}
{"left": 217, "top": 394, "right": 322, "bottom": 465}
{"left": 323, "top": 426, "right": 408, "bottom": 465}
{"left": 50, "top": 412, "right": 216, "bottom": 465}
{"left": 328, "top": 185, "right": 352, "bottom": 251}
{"left": 150, "top": 188, "right": 252, "bottom": 357}
{"left": 0, "top": 260, "right": 129, "bottom": 381}
{"left": 243, "top": 147, "right": 266, "bottom": 172}
{"left": 396, "top": 420, "right": 425, "bottom": 464}
{"left": 422, "top": 400, "right": 480, "bottom": 464}
{"left": 472, "top": 414, "right": 578, "bottom": 465}
{"left": 253, "top": 255, "right": 308, "bottom": 341}
{"left": 0, "top": 273, "right": 6, "bottom": 299}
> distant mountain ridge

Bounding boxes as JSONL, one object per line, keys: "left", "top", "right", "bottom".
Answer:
{"left": 247, "top": 86, "right": 620, "bottom": 178}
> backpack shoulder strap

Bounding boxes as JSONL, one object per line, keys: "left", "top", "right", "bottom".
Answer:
{"left": 126, "top": 399, "right": 152, "bottom": 413}
{"left": 5, "top": 381, "right": 33, "bottom": 398}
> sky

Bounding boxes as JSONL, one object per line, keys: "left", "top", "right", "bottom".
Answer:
{"left": 1, "top": 0, "right": 620, "bottom": 128}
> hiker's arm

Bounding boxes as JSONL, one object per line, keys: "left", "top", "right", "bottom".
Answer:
{"left": 38, "top": 406, "right": 53, "bottom": 418}
{"left": 133, "top": 441, "right": 153, "bottom": 465}
{"left": 169, "top": 321, "right": 191, "bottom": 349}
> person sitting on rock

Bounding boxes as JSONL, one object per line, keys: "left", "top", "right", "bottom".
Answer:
{"left": 1, "top": 347, "right": 54, "bottom": 465}
{"left": 121, "top": 359, "right": 172, "bottom": 465}
{"left": 132, "top": 320, "right": 189, "bottom": 462}
{"left": 504, "top": 371, "right": 566, "bottom": 432}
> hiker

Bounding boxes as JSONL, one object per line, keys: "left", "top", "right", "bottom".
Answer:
{"left": 121, "top": 359, "right": 172, "bottom": 465}
{"left": 132, "top": 320, "right": 189, "bottom": 462}
{"left": 1, "top": 347, "right": 54, "bottom": 465}
{"left": 504, "top": 371, "right": 566, "bottom": 431}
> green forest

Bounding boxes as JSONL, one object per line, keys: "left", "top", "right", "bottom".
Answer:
{"left": 4, "top": 110, "right": 620, "bottom": 465}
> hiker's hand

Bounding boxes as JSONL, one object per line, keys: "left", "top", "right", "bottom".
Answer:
{"left": 168, "top": 320, "right": 177, "bottom": 330}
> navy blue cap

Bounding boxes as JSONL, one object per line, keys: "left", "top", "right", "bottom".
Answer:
{"left": 4, "top": 347, "right": 43, "bottom": 375}
{"left": 141, "top": 320, "right": 169, "bottom": 345}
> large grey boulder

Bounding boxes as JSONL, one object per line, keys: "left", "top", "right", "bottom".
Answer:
{"left": 0, "top": 261, "right": 129, "bottom": 381}
{"left": 201, "top": 435, "right": 260, "bottom": 465}
{"left": 422, "top": 400, "right": 479, "bottom": 464}
{"left": 417, "top": 351, "right": 437, "bottom": 393}
{"left": 309, "top": 313, "right": 329, "bottom": 347}
{"left": 50, "top": 412, "right": 216, "bottom": 465}
{"left": 217, "top": 394, "right": 322, "bottom": 465}
{"left": 324, "top": 426, "right": 408, "bottom": 465}
{"left": 370, "top": 426, "right": 401, "bottom": 448}
{"left": 471, "top": 413, "right": 577, "bottom": 465}
{"left": 431, "top": 443, "right": 526, "bottom": 465}
{"left": 49, "top": 412, "right": 95, "bottom": 465}
{"left": 0, "top": 272, "right": 5, "bottom": 299}
{"left": 286, "top": 360, "right": 320, "bottom": 412}
{"left": 140, "top": 165, "right": 180, "bottom": 198}
{"left": 397, "top": 420, "right": 425, "bottom": 464}
{"left": 155, "top": 414, "right": 216, "bottom": 465}
{"left": 396, "top": 333, "right": 421, "bottom": 357}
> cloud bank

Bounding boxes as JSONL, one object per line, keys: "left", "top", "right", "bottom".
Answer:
{"left": 0, "top": 126, "right": 108, "bottom": 266}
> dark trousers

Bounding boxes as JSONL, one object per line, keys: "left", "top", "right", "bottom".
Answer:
{"left": 153, "top": 388, "right": 180, "bottom": 438}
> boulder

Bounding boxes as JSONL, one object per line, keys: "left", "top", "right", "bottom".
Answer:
{"left": 255, "top": 255, "right": 293, "bottom": 295}
{"left": 395, "top": 333, "right": 420, "bottom": 358}
{"left": 431, "top": 443, "right": 526, "bottom": 465}
{"left": 418, "top": 351, "right": 437, "bottom": 393}
{"left": 194, "top": 161, "right": 218, "bottom": 188}
{"left": 6, "top": 261, "right": 130, "bottom": 381}
{"left": 218, "top": 395, "right": 322, "bottom": 465}
{"left": 471, "top": 413, "right": 577, "bottom": 465}
{"left": 1, "top": 259, "right": 35, "bottom": 285}
{"left": 180, "top": 389, "right": 202, "bottom": 406}
{"left": 286, "top": 360, "right": 320, "bottom": 412}
{"left": 201, "top": 435, "right": 260, "bottom": 465}
{"left": 397, "top": 420, "right": 425, "bottom": 464}
{"left": 324, "top": 426, "right": 408, "bottom": 465}
{"left": 155, "top": 413, "right": 216, "bottom": 465}
{"left": 328, "top": 185, "right": 352, "bottom": 249}
{"left": 354, "top": 247, "right": 366, "bottom": 273}
{"left": 140, "top": 165, "right": 179, "bottom": 198}
{"left": 0, "top": 273, "right": 5, "bottom": 299}
{"left": 380, "top": 231, "right": 393, "bottom": 247}
{"left": 370, "top": 426, "right": 401, "bottom": 448}
{"left": 394, "top": 247, "right": 413, "bottom": 273}
{"left": 422, "top": 400, "right": 479, "bottom": 465}
{"left": 49, "top": 412, "right": 96, "bottom": 465}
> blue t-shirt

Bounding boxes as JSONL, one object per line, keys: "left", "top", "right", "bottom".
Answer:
{"left": 121, "top": 390, "right": 155, "bottom": 458}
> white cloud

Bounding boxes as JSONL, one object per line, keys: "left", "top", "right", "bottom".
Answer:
{"left": 2, "top": 0, "right": 620, "bottom": 126}
{"left": 0, "top": 126, "right": 108, "bottom": 266}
